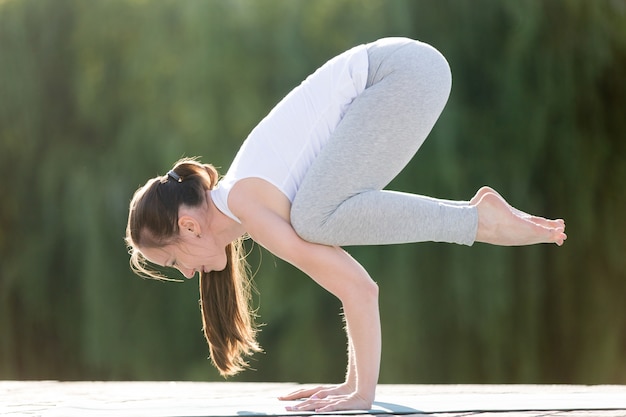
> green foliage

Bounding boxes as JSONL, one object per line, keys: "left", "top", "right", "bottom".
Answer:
{"left": 1, "top": 0, "right": 625, "bottom": 384}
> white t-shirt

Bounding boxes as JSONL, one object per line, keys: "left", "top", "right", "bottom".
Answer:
{"left": 211, "top": 44, "right": 369, "bottom": 223}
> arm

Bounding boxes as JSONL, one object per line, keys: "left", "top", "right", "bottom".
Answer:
{"left": 231, "top": 180, "right": 380, "bottom": 412}
{"left": 249, "top": 208, "right": 380, "bottom": 411}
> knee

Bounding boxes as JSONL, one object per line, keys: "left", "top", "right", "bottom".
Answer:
{"left": 290, "top": 199, "right": 325, "bottom": 244}
{"left": 404, "top": 41, "right": 452, "bottom": 104}
{"left": 430, "top": 47, "right": 452, "bottom": 101}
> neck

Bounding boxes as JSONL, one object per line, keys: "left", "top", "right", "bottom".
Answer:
{"left": 206, "top": 190, "right": 246, "bottom": 246}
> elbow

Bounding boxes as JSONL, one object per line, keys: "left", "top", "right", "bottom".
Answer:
{"left": 346, "top": 278, "right": 379, "bottom": 305}
{"left": 340, "top": 278, "right": 379, "bottom": 320}
{"left": 367, "top": 280, "right": 379, "bottom": 300}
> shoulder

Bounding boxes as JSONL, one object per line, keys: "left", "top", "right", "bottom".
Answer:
{"left": 227, "top": 178, "right": 316, "bottom": 266}
{"left": 228, "top": 178, "right": 292, "bottom": 225}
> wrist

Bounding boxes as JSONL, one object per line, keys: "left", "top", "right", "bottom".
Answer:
{"left": 339, "top": 380, "right": 356, "bottom": 393}
{"left": 353, "top": 389, "right": 375, "bottom": 409}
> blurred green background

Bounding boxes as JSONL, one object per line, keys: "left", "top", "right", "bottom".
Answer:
{"left": 1, "top": 0, "right": 625, "bottom": 384}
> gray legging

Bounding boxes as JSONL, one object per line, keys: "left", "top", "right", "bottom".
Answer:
{"left": 290, "top": 37, "right": 478, "bottom": 247}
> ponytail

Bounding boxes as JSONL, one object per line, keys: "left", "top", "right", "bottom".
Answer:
{"left": 199, "top": 239, "right": 262, "bottom": 376}
{"left": 126, "top": 157, "right": 262, "bottom": 376}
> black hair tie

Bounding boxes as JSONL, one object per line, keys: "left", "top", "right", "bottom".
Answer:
{"left": 167, "top": 170, "right": 182, "bottom": 183}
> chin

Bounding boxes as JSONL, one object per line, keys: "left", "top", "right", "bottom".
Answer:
{"left": 214, "top": 257, "right": 228, "bottom": 272}
{"left": 219, "top": 260, "right": 228, "bottom": 271}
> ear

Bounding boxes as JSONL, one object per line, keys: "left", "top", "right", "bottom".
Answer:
{"left": 178, "top": 215, "right": 202, "bottom": 238}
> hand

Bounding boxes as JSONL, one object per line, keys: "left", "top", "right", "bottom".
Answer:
{"left": 279, "top": 384, "right": 371, "bottom": 413}
{"left": 282, "top": 390, "right": 372, "bottom": 413}
{"left": 278, "top": 383, "right": 354, "bottom": 401}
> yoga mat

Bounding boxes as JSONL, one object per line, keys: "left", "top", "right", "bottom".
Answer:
{"left": 2, "top": 381, "right": 625, "bottom": 416}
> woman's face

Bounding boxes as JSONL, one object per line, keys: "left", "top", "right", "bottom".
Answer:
{"left": 140, "top": 232, "right": 228, "bottom": 279}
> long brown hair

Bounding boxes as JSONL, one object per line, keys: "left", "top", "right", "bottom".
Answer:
{"left": 125, "top": 158, "right": 261, "bottom": 377}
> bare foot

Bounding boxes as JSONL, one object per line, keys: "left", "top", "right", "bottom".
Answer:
{"left": 471, "top": 186, "right": 565, "bottom": 230}
{"left": 473, "top": 190, "right": 567, "bottom": 246}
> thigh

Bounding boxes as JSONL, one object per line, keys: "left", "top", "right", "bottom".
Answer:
{"left": 292, "top": 38, "right": 452, "bottom": 221}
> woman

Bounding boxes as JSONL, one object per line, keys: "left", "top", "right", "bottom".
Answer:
{"left": 125, "top": 38, "right": 566, "bottom": 412}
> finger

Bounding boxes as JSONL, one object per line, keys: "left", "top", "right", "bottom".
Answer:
{"left": 315, "top": 399, "right": 358, "bottom": 413}
{"left": 310, "top": 388, "right": 334, "bottom": 399}
{"left": 314, "top": 402, "right": 338, "bottom": 413}
{"left": 278, "top": 391, "right": 307, "bottom": 401}
{"left": 288, "top": 395, "right": 343, "bottom": 411}
{"left": 278, "top": 391, "right": 308, "bottom": 401}
{"left": 287, "top": 397, "right": 348, "bottom": 413}
{"left": 278, "top": 386, "right": 324, "bottom": 401}
{"left": 285, "top": 399, "right": 325, "bottom": 412}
